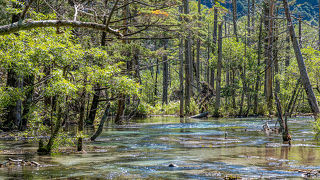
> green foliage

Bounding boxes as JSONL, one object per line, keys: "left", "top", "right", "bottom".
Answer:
{"left": 314, "top": 117, "right": 320, "bottom": 140}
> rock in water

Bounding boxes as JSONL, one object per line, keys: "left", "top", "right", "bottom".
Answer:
{"left": 168, "top": 163, "right": 178, "bottom": 167}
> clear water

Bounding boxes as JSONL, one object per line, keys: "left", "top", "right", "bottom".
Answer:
{"left": 0, "top": 117, "right": 319, "bottom": 179}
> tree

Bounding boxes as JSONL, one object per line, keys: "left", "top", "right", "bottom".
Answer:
{"left": 282, "top": 0, "right": 320, "bottom": 117}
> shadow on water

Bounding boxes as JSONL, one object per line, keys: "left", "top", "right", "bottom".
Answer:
{"left": 0, "top": 116, "right": 320, "bottom": 179}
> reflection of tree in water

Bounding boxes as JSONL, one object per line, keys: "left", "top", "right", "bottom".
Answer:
{"left": 280, "top": 146, "right": 290, "bottom": 166}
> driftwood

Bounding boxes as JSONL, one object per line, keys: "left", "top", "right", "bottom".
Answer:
{"left": 0, "top": 158, "right": 40, "bottom": 168}
{"left": 190, "top": 112, "right": 209, "bottom": 119}
{"left": 262, "top": 121, "right": 280, "bottom": 136}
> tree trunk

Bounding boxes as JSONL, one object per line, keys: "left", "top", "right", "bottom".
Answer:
{"left": 275, "top": 93, "right": 291, "bottom": 144}
{"left": 38, "top": 103, "right": 62, "bottom": 154}
{"left": 214, "top": 23, "right": 223, "bottom": 117}
{"left": 207, "top": 24, "right": 210, "bottom": 84}
{"left": 298, "top": 14, "right": 302, "bottom": 48}
{"left": 115, "top": 1, "right": 129, "bottom": 123}
{"left": 289, "top": 87, "right": 302, "bottom": 117}
{"left": 115, "top": 95, "right": 125, "bottom": 124}
{"left": 286, "top": 78, "right": 301, "bottom": 115}
{"left": 77, "top": 76, "right": 86, "bottom": 152}
{"left": 90, "top": 103, "right": 110, "bottom": 141}
{"left": 86, "top": 13, "right": 107, "bottom": 126}
{"left": 3, "top": 8, "right": 22, "bottom": 131}
{"left": 184, "top": 0, "right": 192, "bottom": 114}
{"left": 282, "top": 0, "right": 320, "bottom": 117}
{"left": 265, "top": 0, "right": 273, "bottom": 116}
{"left": 196, "top": 0, "right": 201, "bottom": 93}
{"left": 162, "top": 39, "right": 169, "bottom": 105}
{"left": 247, "top": 0, "right": 251, "bottom": 37}
{"left": 87, "top": 86, "right": 100, "bottom": 125}
{"left": 232, "top": 0, "right": 238, "bottom": 41}
{"left": 252, "top": 0, "right": 255, "bottom": 30}
{"left": 274, "top": 7, "right": 280, "bottom": 95}
{"left": 20, "top": 74, "right": 35, "bottom": 131}
{"left": 231, "top": 70, "right": 236, "bottom": 108}
{"left": 253, "top": 15, "right": 263, "bottom": 115}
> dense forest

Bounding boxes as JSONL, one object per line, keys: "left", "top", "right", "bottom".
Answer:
{"left": 0, "top": 0, "right": 320, "bottom": 156}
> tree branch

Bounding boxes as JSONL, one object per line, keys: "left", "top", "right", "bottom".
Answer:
{"left": 0, "top": 20, "right": 123, "bottom": 37}
{"left": 106, "top": 0, "right": 120, "bottom": 27}
{"left": 21, "top": 0, "right": 35, "bottom": 20}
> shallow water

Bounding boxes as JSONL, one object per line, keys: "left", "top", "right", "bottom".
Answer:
{"left": 0, "top": 117, "right": 320, "bottom": 179}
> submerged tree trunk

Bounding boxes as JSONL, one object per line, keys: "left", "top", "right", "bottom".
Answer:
{"left": 282, "top": 0, "right": 320, "bottom": 117}
{"left": 275, "top": 93, "right": 291, "bottom": 144}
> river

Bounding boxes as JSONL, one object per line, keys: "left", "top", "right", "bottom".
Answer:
{"left": 0, "top": 116, "right": 319, "bottom": 179}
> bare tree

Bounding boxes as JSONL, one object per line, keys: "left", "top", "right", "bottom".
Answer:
{"left": 282, "top": 0, "right": 320, "bottom": 117}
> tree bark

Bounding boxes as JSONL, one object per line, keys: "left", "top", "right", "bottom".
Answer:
{"left": 283, "top": 0, "right": 320, "bottom": 117}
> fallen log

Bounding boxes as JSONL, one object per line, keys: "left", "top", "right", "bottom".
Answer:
{"left": 190, "top": 112, "right": 209, "bottom": 119}
{"left": 0, "top": 158, "right": 41, "bottom": 167}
